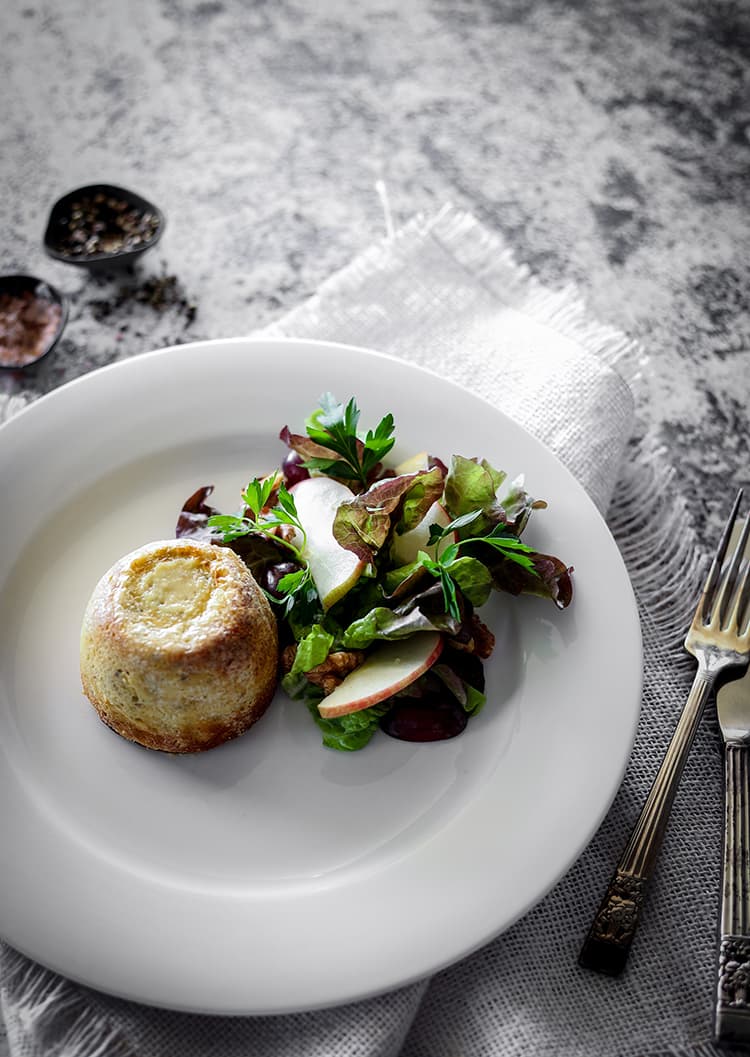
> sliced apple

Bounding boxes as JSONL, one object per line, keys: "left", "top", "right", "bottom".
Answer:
{"left": 394, "top": 451, "right": 430, "bottom": 475}
{"left": 290, "top": 476, "right": 366, "bottom": 610}
{"left": 391, "top": 501, "right": 456, "bottom": 567}
{"left": 318, "top": 632, "right": 443, "bottom": 718}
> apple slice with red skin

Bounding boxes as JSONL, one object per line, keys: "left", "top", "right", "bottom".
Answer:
{"left": 290, "top": 476, "right": 366, "bottom": 611}
{"left": 318, "top": 632, "right": 444, "bottom": 719}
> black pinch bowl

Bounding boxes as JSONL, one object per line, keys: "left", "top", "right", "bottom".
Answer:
{"left": 43, "top": 183, "right": 165, "bottom": 271}
{"left": 0, "top": 274, "right": 69, "bottom": 371}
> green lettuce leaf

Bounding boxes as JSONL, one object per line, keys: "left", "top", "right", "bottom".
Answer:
{"left": 443, "top": 455, "right": 506, "bottom": 533}
{"left": 341, "top": 605, "right": 441, "bottom": 648}
{"left": 341, "top": 583, "right": 465, "bottom": 649}
{"left": 289, "top": 623, "right": 335, "bottom": 675}
{"left": 279, "top": 675, "right": 384, "bottom": 751}
{"left": 495, "top": 474, "right": 546, "bottom": 536}
{"left": 443, "top": 555, "right": 493, "bottom": 608}
{"left": 306, "top": 699, "right": 392, "bottom": 752}
{"left": 382, "top": 558, "right": 430, "bottom": 599}
{"left": 444, "top": 455, "right": 545, "bottom": 538}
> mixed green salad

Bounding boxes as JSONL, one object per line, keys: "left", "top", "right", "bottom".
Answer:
{"left": 176, "top": 394, "right": 573, "bottom": 750}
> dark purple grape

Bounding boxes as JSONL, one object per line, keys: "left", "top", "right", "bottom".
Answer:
{"left": 380, "top": 694, "right": 468, "bottom": 742}
{"left": 257, "top": 561, "right": 300, "bottom": 598}
{"left": 282, "top": 451, "right": 310, "bottom": 487}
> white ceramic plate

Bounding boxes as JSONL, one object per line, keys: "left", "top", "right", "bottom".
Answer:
{"left": 0, "top": 338, "right": 641, "bottom": 1014}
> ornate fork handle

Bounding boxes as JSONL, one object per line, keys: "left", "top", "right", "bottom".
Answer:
{"left": 579, "top": 670, "right": 714, "bottom": 976}
{"left": 715, "top": 740, "right": 750, "bottom": 1043}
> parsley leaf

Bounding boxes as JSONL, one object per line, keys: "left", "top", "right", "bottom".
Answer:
{"left": 304, "top": 393, "right": 395, "bottom": 487}
{"left": 418, "top": 551, "right": 461, "bottom": 622}
{"left": 241, "top": 475, "right": 278, "bottom": 516}
{"left": 206, "top": 513, "right": 253, "bottom": 541}
{"left": 416, "top": 510, "right": 540, "bottom": 618}
{"left": 472, "top": 524, "right": 538, "bottom": 575}
{"left": 208, "top": 477, "right": 315, "bottom": 612}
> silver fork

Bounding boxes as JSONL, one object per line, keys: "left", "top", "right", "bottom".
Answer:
{"left": 579, "top": 489, "right": 750, "bottom": 977}
{"left": 714, "top": 518, "right": 750, "bottom": 1045}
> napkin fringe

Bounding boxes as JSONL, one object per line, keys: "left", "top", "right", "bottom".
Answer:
{"left": 610, "top": 431, "right": 705, "bottom": 675}
{"left": 0, "top": 946, "right": 132, "bottom": 1057}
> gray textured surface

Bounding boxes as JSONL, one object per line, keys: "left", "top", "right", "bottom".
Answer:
{"left": 2, "top": 0, "right": 748, "bottom": 542}
{"left": 0, "top": 1, "right": 748, "bottom": 1054}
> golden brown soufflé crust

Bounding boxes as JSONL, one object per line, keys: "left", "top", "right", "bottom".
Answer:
{"left": 79, "top": 538, "right": 279, "bottom": 753}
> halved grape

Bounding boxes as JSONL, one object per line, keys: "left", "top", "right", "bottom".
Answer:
{"left": 282, "top": 451, "right": 310, "bottom": 487}
{"left": 258, "top": 561, "right": 300, "bottom": 598}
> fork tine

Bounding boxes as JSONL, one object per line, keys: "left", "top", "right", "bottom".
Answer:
{"left": 717, "top": 503, "right": 750, "bottom": 628}
{"left": 733, "top": 559, "right": 750, "bottom": 636}
{"left": 727, "top": 510, "right": 750, "bottom": 633}
{"left": 701, "top": 489, "right": 744, "bottom": 624}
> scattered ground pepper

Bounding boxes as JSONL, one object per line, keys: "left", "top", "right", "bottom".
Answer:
{"left": 89, "top": 273, "right": 197, "bottom": 326}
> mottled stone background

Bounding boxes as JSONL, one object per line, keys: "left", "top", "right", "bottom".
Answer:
{"left": 2, "top": 0, "right": 748, "bottom": 544}
{"left": 0, "top": 2, "right": 748, "bottom": 1052}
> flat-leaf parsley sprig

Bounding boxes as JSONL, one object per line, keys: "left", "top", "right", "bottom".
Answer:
{"left": 302, "top": 393, "right": 396, "bottom": 488}
{"left": 427, "top": 515, "right": 539, "bottom": 572}
{"left": 208, "top": 475, "right": 313, "bottom": 610}
{"left": 419, "top": 512, "right": 539, "bottom": 620}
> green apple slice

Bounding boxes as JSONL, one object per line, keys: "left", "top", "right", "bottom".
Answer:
{"left": 290, "top": 476, "right": 366, "bottom": 611}
{"left": 318, "top": 632, "right": 444, "bottom": 718}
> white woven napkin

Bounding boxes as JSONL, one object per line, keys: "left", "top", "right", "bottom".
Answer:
{"left": 0, "top": 206, "right": 734, "bottom": 1057}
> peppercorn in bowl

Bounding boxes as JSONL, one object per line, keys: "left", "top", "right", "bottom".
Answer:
{"left": 43, "top": 183, "right": 165, "bottom": 270}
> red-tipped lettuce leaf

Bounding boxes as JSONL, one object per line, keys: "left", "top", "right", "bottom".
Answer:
{"left": 176, "top": 485, "right": 221, "bottom": 539}
{"left": 467, "top": 541, "right": 573, "bottom": 608}
{"left": 279, "top": 425, "right": 350, "bottom": 464}
{"left": 332, "top": 467, "right": 444, "bottom": 562}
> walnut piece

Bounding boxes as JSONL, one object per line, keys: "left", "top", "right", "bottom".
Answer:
{"left": 279, "top": 644, "right": 366, "bottom": 696}
{"left": 305, "top": 650, "right": 366, "bottom": 695}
